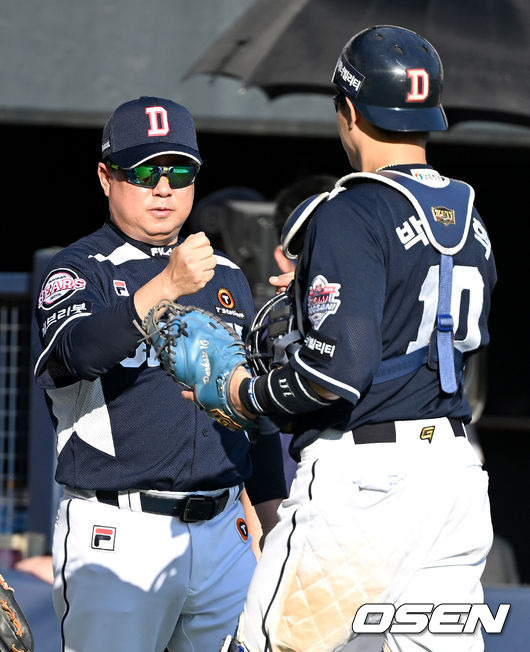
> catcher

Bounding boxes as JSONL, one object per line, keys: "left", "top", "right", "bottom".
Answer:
{"left": 145, "top": 25, "right": 497, "bottom": 652}
{"left": 0, "top": 574, "right": 34, "bottom": 652}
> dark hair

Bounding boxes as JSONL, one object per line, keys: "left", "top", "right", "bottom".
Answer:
{"left": 273, "top": 175, "right": 338, "bottom": 238}
{"left": 333, "top": 90, "right": 353, "bottom": 126}
{"left": 334, "top": 88, "right": 426, "bottom": 143}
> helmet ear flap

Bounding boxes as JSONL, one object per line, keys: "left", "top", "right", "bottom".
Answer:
{"left": 281, "top": 192, "right": 330, "bottom": 259}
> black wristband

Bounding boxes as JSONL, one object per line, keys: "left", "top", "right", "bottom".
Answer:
{"left": 239, "top": 366, "right": 333, "bottom": 416}
{"left": 239, "top": 376, "right": 264, "bottom": 415}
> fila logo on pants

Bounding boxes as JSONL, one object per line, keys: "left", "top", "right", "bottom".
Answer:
{"left": 91, "top": 526, "right": 116, "bottom": 551}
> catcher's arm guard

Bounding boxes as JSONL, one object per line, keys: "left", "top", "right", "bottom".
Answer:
{"left": 0, "top": 573, "right": 34, "bottom": 652}
{"left": 140, "top": 301, "right": 256, "bottom": 432}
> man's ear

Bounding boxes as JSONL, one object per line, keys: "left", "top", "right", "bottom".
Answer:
{"left": 273, "top": 244, "right": 296, "bottom": 274}
{"left": 97, "top": 161, "right": 111, "bottom": 197}
{"left": 345, "top": 96, "right": 359, "bottom": 128}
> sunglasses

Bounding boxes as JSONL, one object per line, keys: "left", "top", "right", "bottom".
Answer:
{"left": 110, "top": 163, "right": 199, "bottom": 189}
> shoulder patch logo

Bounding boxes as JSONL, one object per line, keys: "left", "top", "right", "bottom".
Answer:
{"left": 431, "top": 206, "right": 456, "bottom": 226}
{"left": 307, "top": 275, "right": 341, "bottom": 329}
{"left": 38, "top": 268, "right": 86, "bottom": 310}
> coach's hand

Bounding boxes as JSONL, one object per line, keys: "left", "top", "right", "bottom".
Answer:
{"left": 134, "top": 232, "right": 216, "bottom": 319}
{"left": 166, "top": 232, "right": 216, "bottom": 297}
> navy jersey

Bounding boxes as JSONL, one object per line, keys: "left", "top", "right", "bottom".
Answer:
{"left": 289, "top": 165, "right": 497, "bottom": 450}
{"left": 33, "top": 220, "right": 279, "bottom": 496}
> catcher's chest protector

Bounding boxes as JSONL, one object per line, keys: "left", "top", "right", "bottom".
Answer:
{"left": 294, "top": 170, "right": 475, "bottom": 394}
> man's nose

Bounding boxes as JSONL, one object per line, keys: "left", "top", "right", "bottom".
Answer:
{"left": 153, "top": 174, "right": 172, "bottom": 195}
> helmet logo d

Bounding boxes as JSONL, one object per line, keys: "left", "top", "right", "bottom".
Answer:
{"left": 406, "top": 69, "right": 429, "bottom": 102}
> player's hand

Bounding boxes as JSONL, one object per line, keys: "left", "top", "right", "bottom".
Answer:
{"left": 228, "top": 365, "right": 254, "bottom": 417}
{"left": 181, "top": 364, "right": 254, "bottom": 418}
{"left": 269, "top": 271, "right": 295, "bottom": 294}
{"left": 166, "top": 232, "right": 216, "bottom": 297}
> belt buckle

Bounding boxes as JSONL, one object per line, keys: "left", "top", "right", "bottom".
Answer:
{"left": 181, "top": 495, "right": 216, "bottom": 523}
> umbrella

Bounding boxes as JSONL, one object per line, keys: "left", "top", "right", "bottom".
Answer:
{"left": 184, "top": 0, "right": 530, "bottom": 126}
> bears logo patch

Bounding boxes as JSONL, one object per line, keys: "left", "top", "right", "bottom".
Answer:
{"left": 38, "top": 268, "right": 86, "bottom": 310}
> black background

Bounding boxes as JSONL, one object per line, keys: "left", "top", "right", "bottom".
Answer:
{"left": 3, "top": 122, "right": 529, "bottom": 581}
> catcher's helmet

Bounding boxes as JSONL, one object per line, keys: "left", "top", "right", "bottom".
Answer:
{"left": 332, "top": 25, "right": 448, "bottom": 132}
{"left": 245, "top": 284, "right": 302, "bottom": 376}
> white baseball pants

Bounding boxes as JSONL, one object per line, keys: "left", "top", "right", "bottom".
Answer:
{"left": 52, "top": 485, "right": 256, "bottom": 652}
{"left": 236, "top": 417, "right": 493, "bottom": 652}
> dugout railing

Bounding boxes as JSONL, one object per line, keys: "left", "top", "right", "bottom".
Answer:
{"left": 0, "top": 250, "right": 61, "bottom": 564}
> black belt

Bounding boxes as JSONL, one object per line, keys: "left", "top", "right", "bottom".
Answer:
{"left": 351, "top": 418, "right": 466, "bottom": 445}
{"left": 95, "top": 489, "right": 232, "bottom": 522}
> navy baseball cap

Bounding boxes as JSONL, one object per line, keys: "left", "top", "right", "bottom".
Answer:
{"left": 101, "top": 96, "right": 202, "bottom": 168}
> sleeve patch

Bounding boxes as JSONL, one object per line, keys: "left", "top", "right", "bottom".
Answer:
{"left": 303, "top": 329, "right": 338, "bottom": 362}
{"left": 307, "top": 275, "right": 341, "bottom": 329}
{"left": 41, "top": 302, "right": 92, "bottom": 338}
{"left": 38, "top": 268, "right": 87, "bottom": 309}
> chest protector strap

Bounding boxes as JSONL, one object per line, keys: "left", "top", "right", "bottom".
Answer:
{"left": 336, "top": 170, "right": 475, "bottom": 394}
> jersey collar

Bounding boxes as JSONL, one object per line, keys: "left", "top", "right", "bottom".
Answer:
{"left": 105, "top": 220, "right": 183, "bottom": 258}
{"left": 375, "top": 163, "right": 434, "bottom": 175}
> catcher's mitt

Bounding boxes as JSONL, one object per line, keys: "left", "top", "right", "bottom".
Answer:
{"left": 0, "top": 573, "right": 34, "bottom": 652}
{"left": 141, "top": 301, "right": 256, "bottom": 432}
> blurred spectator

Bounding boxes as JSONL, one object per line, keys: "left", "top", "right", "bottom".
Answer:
{"left": 272, "top": 175, "right": 338, "bottom": 277}
{"left": 185, "top": 186, "right": 265, "bottom": 251}
{"left": 15, "top": 555, "right": 53, "bottom": 585}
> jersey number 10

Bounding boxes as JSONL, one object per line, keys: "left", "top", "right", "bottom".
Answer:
{"left": 406, "top": 265, "right": 484, "bottom": 355}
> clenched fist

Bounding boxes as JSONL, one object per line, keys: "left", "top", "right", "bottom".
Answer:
{"left": 167, "top": 232, "right": 216, "bottom": 297}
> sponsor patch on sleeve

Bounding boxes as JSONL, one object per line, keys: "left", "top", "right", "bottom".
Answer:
{"left": 303, "top": 329, "right": 337, "bottom": 362}
{"left": 41, "top": 302, "right": 92, "bottom": 338}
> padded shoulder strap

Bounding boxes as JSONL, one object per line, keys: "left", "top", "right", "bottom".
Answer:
{"left": 336, "top": 170, "right": 475, "bottom": 254}
{"left": 336, "top": 170, "right": 471, "bottom": 394}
